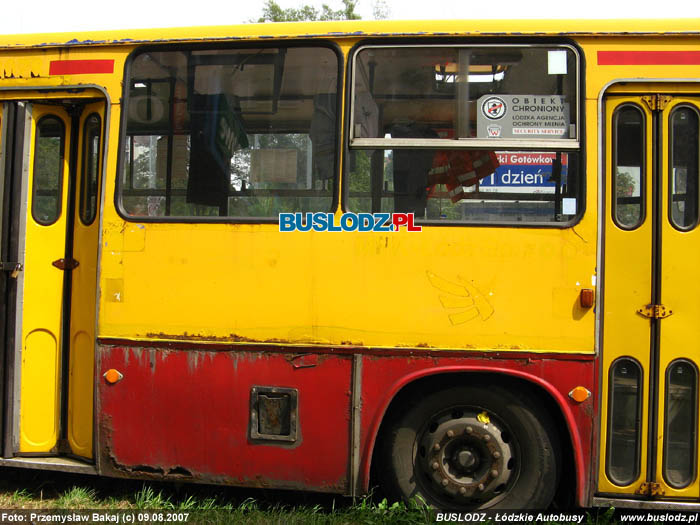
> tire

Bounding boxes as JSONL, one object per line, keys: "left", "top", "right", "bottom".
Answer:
{"left": 378, "top": 382, "right": 560, "bottom": 510}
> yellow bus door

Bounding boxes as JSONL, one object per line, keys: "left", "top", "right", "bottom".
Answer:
{"left": 601, "top": 93, "right": 700, "bottom": 501}
{"left": 66, "top": 103, "right": 104, "bottom": 459}
{"left": 19, "top": 103, "right": 72, "bottom": 454}
{"left": 1, "top": 99, "right": 103, "bottom": 458}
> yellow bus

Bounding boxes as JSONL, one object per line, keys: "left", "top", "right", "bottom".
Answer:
{"left": 0, "top": 19, "right": 698, "bottom": 510}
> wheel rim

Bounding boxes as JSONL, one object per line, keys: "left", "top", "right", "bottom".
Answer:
{"left": 416, "top": 408, "right": 518, "bottom": 506}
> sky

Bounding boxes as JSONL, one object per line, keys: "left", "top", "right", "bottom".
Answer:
{"left": 1, "top": 0, "right": 700, "bottom": 35}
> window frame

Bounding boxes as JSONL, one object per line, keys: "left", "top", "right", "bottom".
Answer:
{"left": 116, "top": 40, "right": 344, "bottom": 224}
{"left": 343, "top": 38, "right": 586, "bottom": 228}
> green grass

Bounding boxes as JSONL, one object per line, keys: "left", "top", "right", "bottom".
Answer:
{"left": 0, "top": 468, "right": 615, "bottom": 524}
{"left": 54, "top": 486, "right": 99, "bottom": 508}
{"left": 134, "top": 485, "right": 176, "bottom": 510}
{"left": 180, "top": 497, "right": 433, "bottom": 524}
{"left": 0, "top": 468, "right": 436, "bottom": 524}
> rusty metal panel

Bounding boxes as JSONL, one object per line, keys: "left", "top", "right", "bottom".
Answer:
{"left": 96, "top": 344, "right": 352, "bottom": 492}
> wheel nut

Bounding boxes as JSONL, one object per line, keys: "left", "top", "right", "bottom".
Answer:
{"left": 459, "top": 487, "right": 467, "bottom": 496}
{"left": 447, "top": 430, "right": 454, "bottom": 438}
{"left": 483, "top": 434, "right": 491, "bottom": 442}
{"left": 432, "top": 462, "right": 440, "bottom": 470}
{"left": 491, "top": 469, "right": 499, "bottom": 478}
{"left": 493, "top": 451, "right": 501, "bottom": 459}
{"left": 478, "top": 483, "right": 485, "bottom": 491}
{"left": 441, "top": 478, "right": 449, "bottom": 487}
{"left": 466, "top": 426, "right": 473, "bottom": 434}
{"left": 433, "top": 443, "right": 441, "bottom": 451}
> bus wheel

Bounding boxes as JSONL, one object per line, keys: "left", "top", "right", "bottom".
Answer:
{"left": 379, "top": 384, "right": 560, "bottom": 509}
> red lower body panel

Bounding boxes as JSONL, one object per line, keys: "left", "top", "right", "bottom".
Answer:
{"left": 97, "top": 342, "right": 595, "bottom": 504}
{"left": 97, "top": 344, "right": 352, "bottom": 492}
{"left": 358, "top": 354, "right": 596, "bottom": 506}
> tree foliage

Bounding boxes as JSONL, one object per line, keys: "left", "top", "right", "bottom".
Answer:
{"left": 615, "top": 169, "right": 640, "bottom": 226}
{"left": 256, "top": 0, "right": 361, "bottom": 22}
{"left": 372, "top": 0, "right": 390, "bottom": 20}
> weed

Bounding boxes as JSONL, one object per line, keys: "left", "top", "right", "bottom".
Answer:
{"left": 55, "top": 486, "right": 98, "bottom": 509}
{"left": 10, "top": 488, "right": 32, "bottom": 504}
{"left": 133, "top": 485, "right": 175, "bottom": 510}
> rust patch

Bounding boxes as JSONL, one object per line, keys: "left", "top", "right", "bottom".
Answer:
{"left": 396, "top": 342, "right": 436, "bottom": 349}
{"left": 99, "top": 338, "right": 595, "bottom": 362}
{"left": 99, "top": 407, "right": 197, "bottom": 482}
{"left": 168, "top": 466, "right": 193, "bottom": 477}
{"left": 144, "top": 332, "right": 291, "bottom": 345}
{"left": 493, "top": 344, "right": 528, "bottom": 351}
{"left": 101, "top": 423, "right": 344, "bottom": 491}
{"left": 129, "top": 464, "right": 164, "bottom": 475}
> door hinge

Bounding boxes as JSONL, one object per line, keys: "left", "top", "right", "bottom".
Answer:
{"left": 642, "top": 94, "right": 672, "bottom": 111}
{"left": 636, "top": 481, "right": 665, "bottom": 497}
{"left": 637, "top": 304, "right": 673, "bottom": 319}
{"left": 0, "top": 262, "right": 23, "bottom": 278}
{"left": 52, "top": 258, "right": 79, "bottom": 271}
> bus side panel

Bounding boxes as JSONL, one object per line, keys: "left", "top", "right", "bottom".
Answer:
{"left": 358, "top": 354, "right": 596, "bottom": 506}
{"left": 96, "top": 344, "right": 352, "bottom": 492}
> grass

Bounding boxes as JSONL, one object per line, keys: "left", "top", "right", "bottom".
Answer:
{"left": 0, "top": 468, "right": 622, "bottom": 524}
{"left": 0, "top": 467, "right": 436, "bottom": 524}
{"left": 54, "top": 485, "right": 98, "bottom": 508}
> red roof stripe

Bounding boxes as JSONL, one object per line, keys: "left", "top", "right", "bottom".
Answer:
{"left": 598, "top": 51, "right": 700, "bottom": 65}
{"left": 49, "top": 59, "right": 115, "bottom": 75}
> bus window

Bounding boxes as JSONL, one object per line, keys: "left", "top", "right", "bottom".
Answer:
{"left": 120, "top": 45, "right": 339, "bottom": 219}
{"left": 32, "top": 116, "right": 65, "bottom": 225}
{"left": 347, "top": 44, "right": 581, "bottom": 224}
{"left": 80, "top": 113, "right": 101, "bottom": 225}
{"left": 669, "top": 105, "right": 699, "bottom": 230}
{"left": 348, "top": 149, "right": 580, "bottom": 222}
{"left": 663, "top": 360, "right": 698, "bottom": 489}
{"left": 606, "top": 357, "right": 643, "bottom": 486}
{"left": 613, "top": 105, "right": 645, "bottom": 230}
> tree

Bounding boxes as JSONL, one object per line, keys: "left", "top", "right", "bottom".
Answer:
{"left": 615, "top": 169, "right": 640, "bottom": 226}
{"left": 372, "top": 0, "right": 390, "bottom": 20}
{"left": 256, "top": 0, "right": 361, "bottom": 22}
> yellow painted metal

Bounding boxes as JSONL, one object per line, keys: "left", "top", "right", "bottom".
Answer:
{"left": 97, "top": 223, "right": 596, "bottom": 352}
{"left": 2, "top": 19, "right": 700, "bottom": 50}
{"left": 66, "top": 101, "right": 105, "bottom": 459}
{"left": 19, "top": 105, "right": 71, "bottom": 453}
{"left": 600, "top": 94, "right": 700, "bottom": 500}
{"left": 88, "top": 28, "right": 597, "bottom": 354}
{"left": 599, "top": 96, "right": 654, "bottom": 495}
{"left": 656, "top": 96, "right": 700, "bottom": 499}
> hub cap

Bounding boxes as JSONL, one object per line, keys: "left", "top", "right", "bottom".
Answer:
{"left": 418, "top": 410, "right": 515, "bottom": 503}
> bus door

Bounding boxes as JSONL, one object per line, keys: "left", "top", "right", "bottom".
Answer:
{"left": 0, "top": 99, "right": 104, "bottom": 460}
{"left": 601, "top": 93, "right": 700, "bottom": 501}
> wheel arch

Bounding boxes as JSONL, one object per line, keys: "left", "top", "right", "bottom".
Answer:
{"left": 362, "top": 366, "right": 586, "bottom": 506}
